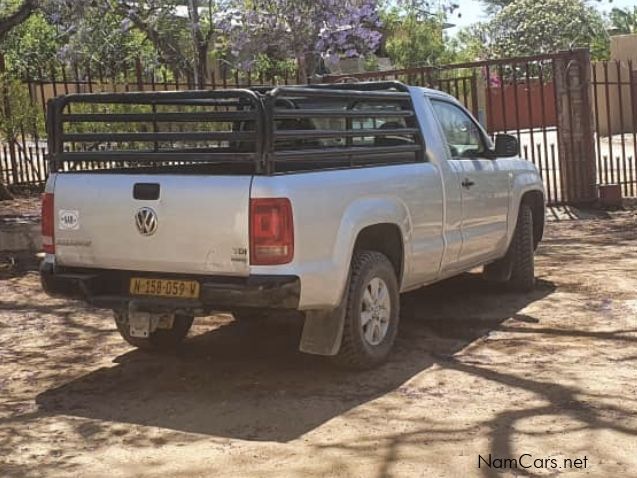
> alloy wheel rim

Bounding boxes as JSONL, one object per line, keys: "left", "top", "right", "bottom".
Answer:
{"left": 360, "top": 277, "right": 391, "bottom": 346}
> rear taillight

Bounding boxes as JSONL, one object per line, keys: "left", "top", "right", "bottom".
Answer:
{"left": 41, "top": 193, "right": 55, "bottom": 254}
{"left": 250, "top": 198, "right": 294, "bottom": 265}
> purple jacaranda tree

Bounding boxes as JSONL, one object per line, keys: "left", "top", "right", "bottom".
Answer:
{"left": 218, "top": 0, "right": 383, "bottom": 82}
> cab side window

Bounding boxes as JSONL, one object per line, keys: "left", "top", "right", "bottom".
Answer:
{"left": 431, "top": 99, "right": 485, "bottom": 159}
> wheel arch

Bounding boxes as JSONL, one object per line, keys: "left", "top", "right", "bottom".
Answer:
{"left": 353, "top": 223, "right": 404, "bottom": 283}
{"left": 336, "top": 196, "right": 411, "bottom": 292}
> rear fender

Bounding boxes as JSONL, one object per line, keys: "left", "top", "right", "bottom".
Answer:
{"left": 333, "top": 197, "right": 411, "bottom": 300}
{"left": 299, "top": 197, "right": 411, "bottom": 356}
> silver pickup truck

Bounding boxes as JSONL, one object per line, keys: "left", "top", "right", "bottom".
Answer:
{"left": 40, "top": 81, "right": 545, "bottom": 368}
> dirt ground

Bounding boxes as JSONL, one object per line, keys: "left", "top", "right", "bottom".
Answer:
{"left": 1, "top": 208, "right": 636, "bottom": 478}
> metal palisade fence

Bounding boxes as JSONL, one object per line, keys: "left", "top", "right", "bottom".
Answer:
{"left": 592, "top": 60, "right": 637, "bottom": 199}
{"left": 327, "top": 49, "right": 637, "bottom": 206}
{"left": 0, "top": 54, "right": 302, "bottom": 189}
{"left": 1, "top": 49, "right": 637, "bottom": 206}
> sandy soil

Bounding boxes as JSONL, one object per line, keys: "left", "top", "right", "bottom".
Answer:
{"left": 1, "top": 209, "right": 636, "bottom": 478}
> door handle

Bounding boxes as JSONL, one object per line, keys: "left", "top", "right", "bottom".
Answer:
{"left": 462, "top": 178, "right": 476, "bottom": 189}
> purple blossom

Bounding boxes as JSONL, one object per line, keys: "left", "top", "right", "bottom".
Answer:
{"left": 119, "top": 18, "right": 132, "bottom": 32}
{"left": 220, "top": 0, "right": 383, "bottom": 71}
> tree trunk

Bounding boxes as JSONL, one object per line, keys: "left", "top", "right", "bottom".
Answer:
{"left": 0, "top": 0, "right": 37, "bottom": 42}
{"left": 297, "top": 55, "right": 308, "bottom": 84}
{"left": 196, "top": 44, "right": 208, "bottom": 89}
{"left": 112, "top": 4, "right": 194, "bottom": 81}
{"left": 187, "top": 0, "right": 208, "bottom": 89}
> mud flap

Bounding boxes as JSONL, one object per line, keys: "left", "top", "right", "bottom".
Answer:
{"left": 299, "top": 299, "right": 347, "bottom": 356}
{"left": 484, "top": 241, "right": 514, "bottom": 282}
{"left": 484, "top": 255, "right": 513, "bottom": 282}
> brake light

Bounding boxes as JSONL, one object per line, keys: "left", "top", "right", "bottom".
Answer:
{"left": 250, "top": 198, "right": 294, "bottom": 265}
{"left": 41, "top": 193, "right": 55, "bottom": 254}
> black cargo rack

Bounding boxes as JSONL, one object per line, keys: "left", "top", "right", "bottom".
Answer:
{"left": 263, "top": 81, "right": 423, "bottom": 174}
{"left": 46, "top": 81, "right": 424, "bottom": 175}
{"left": 46, "top": 89, "right": 264, "bottom": 173}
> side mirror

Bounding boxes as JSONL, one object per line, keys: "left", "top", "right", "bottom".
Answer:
{"left": 493, "top": 134, "right": 519, "bottom": 158}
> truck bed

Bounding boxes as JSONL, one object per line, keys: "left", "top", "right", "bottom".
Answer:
{"left": 45, "top": 82, "right": 428, "bottom": 283}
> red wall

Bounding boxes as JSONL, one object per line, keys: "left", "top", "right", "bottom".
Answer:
{"left": 487, "top": 80, "right": 557, "bottom": 132}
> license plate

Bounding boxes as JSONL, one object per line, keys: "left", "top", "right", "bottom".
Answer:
{"left": 129, "top": 277, "right": 200, "bottom": 299}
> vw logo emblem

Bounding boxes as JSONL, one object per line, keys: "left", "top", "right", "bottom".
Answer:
{"left": 135, "top": 207, "right": 158, "bottom": 236}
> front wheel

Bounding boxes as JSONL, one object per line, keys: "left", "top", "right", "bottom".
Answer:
{"left": 335, "top": 250, "right": 400, "bottom": 369}
{"left": 483, "top": 203, "right": 535, "bottom": 292}
{"left": 508, "top": 204, "right": 535, "bottom": 291}
{"left": 114, "top": 310, "right": 194, "bottom": 352}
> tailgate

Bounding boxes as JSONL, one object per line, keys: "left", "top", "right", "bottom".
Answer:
{"left": 53, "top": 173, "right": 251, "bottom": 276}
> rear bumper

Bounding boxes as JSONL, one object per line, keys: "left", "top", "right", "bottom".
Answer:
{"left": 40, "top": 261, "right": 300, "bottom": 311}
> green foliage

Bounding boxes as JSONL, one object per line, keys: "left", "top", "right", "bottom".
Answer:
{"left": 447, "top": 23, "right": 490, "bottom": 62}
{"left": 1, "top": 12, "right": 59, "bottom": 78}
{"left": 609, "top": 7, "right": 637, "bottom": 35}
{"left": 60, "top": 10, "right": 159, "bottom": 76}
{"left": 106, "top": 0, "right": 195, "bottom": 75}
{"left": 479, "top": 0, "right": 516, "bottom": 15}
{"left": 364, "top": 54, "right": 380, "bottom": 71}
{"left": 458, "top": 0, "right": 609, "bottom": 60}
{"left": 250, "top": 55, "right": 298, "bottom": 80}
{"left": 0, "top": 0, "right": 20, "bottom": 11}
{"left": 382, "top": 8, "right": 455, "bottom": 67}
{"left": 0, "top": 73, "right": 43, "bottom": 141}
{"left": 0, "top": 7, "right": 159, "bottom": 79}
{"left": 490, "top": 0, "right": 608, "bottom": 57}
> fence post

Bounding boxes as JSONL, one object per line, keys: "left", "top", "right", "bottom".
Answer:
{"left": 554, "top": 48, "right": 597, "bottom": 203}
{"left": 473, "top": 69, "right": 488, "bottom": 129}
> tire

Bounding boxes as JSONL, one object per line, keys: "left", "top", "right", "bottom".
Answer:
{"left": 335, "top": 250, "right": 400, "bottom": 369}
{"left": 508, "top": 204, "right": 535, "bottom": 292}
{"left": 114, "top": 310, "right": 193, "bottom": 352}
{"left": 483, "top": 204, "right": 536, "bottom": 291}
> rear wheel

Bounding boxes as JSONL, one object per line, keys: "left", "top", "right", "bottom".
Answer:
{"left": 114, "top": 310, "right": 193, "bottom": 352}
{"left": 335, "top": 250, "right": 400, "bottom": 369}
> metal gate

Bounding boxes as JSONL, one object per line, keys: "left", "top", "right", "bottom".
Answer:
{"left": 4, "top": 49, "right": 636, "bottom": 206}
{"left": 326, "top": 49, "right": 603, "bottom": 206}
{"left": 592, "top": 60, "right": 637, "bottom": 198}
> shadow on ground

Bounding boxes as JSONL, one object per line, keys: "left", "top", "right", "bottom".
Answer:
{"left": 0, "top": 253, "right": 39, "bottom": 280}
{"left": 35, "top": 273, "right": 555, "bottom": 442}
